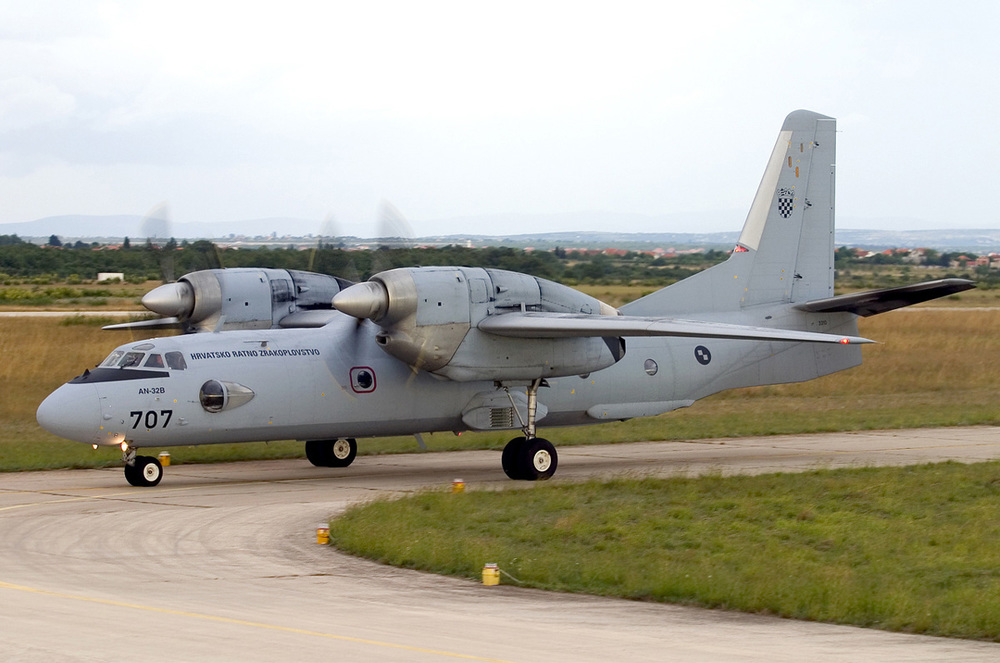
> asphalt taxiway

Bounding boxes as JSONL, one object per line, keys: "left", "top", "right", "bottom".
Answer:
{"left": 3, "top": 427, "right": 1000, "bottom": 662}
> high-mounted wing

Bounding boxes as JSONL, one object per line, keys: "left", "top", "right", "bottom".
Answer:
{"left": 795, "top": 278, "right": 975, "bottom": 317}
{"left": 478, "top": 312, "right": 873, "bottom": 345}
{"left": 103, "top": 316, "right": 183, "bottom": 331}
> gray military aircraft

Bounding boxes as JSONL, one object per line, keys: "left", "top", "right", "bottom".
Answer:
{"left": 37, "top": 110, "right": 972, "bottom": 486}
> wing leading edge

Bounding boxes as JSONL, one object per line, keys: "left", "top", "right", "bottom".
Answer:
{"left": 478, "top": 313, "right": 873, "bottom": 345}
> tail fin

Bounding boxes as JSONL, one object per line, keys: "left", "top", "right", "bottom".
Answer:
{"left": 623, "top": 110, "right": 837, "bottom": 316}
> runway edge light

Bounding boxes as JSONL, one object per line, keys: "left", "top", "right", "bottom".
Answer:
{"left": 316, "top": 524, "right": 330, "bottom": 545}
{"left": 482, "top": 563, "right": 499, "bottom": 586}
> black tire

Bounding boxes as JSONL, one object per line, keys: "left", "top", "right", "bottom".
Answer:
{"left": 502, "top": 437, "right": 528, "bottom": 480}
{"left": 305, "top": 439, "right": 358, "bottom": 468}
{"left": 124, "top": 462, "right": 142, "bottom": 486}
{"left": 305, "top": 440, "right": 331, "bottom": 467}
{"left": 129, "top": 456, "right": 163, "bottom": 487}
{"left": 521, "top": 438, "right": 557, "bottom": 481}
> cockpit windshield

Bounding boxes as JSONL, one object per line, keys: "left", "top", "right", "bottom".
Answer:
{"left": 100, "top": 348, "right": 186, "bottom": 370}
{"left": 101, "top": 350, "right": 124, "bottom": 367}
{"left": 118, "top": 352, "right": 144, "bottom": 368}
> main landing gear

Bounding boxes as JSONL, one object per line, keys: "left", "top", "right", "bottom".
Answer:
{"left": 121, "top": 444, "right": 163, "bottom": 487}
{"left": 501, "top": 378, "right": 558, "bottom": 481}
{"left": 305, "top": 438, "right": 358, "bottom": 468}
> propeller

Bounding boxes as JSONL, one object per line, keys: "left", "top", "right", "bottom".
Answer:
{"left": 307, "top": 213, "right": 338, "bottom": 273}
{"left": 370, "top": 200, "right": 414, "bottom": 275}
{"left": 139, "top": 202, "right": 176, "bottom": 283}
{"left": 376, "top": 200, "right": 414, "bottom": 248}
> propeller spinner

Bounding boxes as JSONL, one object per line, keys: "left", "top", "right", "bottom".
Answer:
{"left": 331, "top": 281, "right": 388, "bottom": 321}
{"left": 141, "top": 281, "right": 195, "bottom": 318}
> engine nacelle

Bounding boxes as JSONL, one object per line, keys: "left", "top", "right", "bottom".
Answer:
{"left": 141, "top": 268, "right": 351, "bottom": 332}
{"left": 333, "top": 266, "right": 625, "bottom": 382}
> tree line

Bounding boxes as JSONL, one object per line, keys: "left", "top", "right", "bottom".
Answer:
{"left": 0, "top": 234, "right": 731, "bottom": 286}
{"left": 0, "top": 233, "right": 989, "bottom": 288}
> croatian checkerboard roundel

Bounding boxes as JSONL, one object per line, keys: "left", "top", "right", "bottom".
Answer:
{"left": 694, "top": 346, "right": 712, "bottom": 365}
{"left": 777, "top": 188, "right": 794, "bottom": 218}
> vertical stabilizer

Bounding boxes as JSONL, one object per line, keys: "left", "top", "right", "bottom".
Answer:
{"left": 623, "top": 110, "right": 837, "bottom": 316}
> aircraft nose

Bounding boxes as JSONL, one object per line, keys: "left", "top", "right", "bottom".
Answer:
{"left": 36, "top": 383, "right": 102, "bottom": 445}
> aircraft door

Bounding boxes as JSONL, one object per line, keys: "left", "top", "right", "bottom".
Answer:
{"left": 470, "top": 278, "right": 489, "bottom": 304}
{"left": 469, "top": 277, "right": 489, "bottom": 321}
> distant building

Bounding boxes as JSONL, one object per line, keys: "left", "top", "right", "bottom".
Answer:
{"left": 97, "top": 272, "right": 124, "bottom": 282}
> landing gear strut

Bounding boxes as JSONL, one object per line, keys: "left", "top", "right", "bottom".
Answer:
{"left": 305, "top": 438, "right": 358, "bottom": 468}
{"left": 501, "top": 378, "right": 558, "bottom": 481}
{"left": 122, "top": 444, "right": 163, "bottom": 487}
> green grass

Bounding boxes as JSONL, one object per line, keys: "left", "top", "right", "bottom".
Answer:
{"left": 330, "top": 462, "right": 1000, "bottom": 640}
{"left": 4, "top": 309, "right": 1000, "bottom": 471}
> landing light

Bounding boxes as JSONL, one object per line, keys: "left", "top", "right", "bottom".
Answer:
{"left": 120, "top": 441, "right": 129, "bottom": 452}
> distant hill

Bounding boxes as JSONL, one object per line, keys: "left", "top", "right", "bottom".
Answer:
{"left": 2, "top": 213, "right": 1000, "bottom": 252}
{"left": 0, "top": 215, "right": 313, "bottom": 242}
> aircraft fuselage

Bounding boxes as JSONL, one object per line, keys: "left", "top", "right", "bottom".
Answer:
{"left": 37, "top": 306, "right": 860, "bottom": 451}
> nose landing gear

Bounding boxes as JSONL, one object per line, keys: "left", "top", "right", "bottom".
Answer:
{"left": 122, "top": 444, "right": 163, "bottom": 487}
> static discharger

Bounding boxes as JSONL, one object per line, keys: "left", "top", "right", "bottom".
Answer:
{"left": 452, "top": 478, "right": 465, "bottom": 493}
{"left": 157, "top": 451, "right": 170, "bottom": 466}
{"left": 316, "top": 524, "right": 330, "bottom": 545}
{"left": 482, "top": 563, "right": 499, "bottom": 586}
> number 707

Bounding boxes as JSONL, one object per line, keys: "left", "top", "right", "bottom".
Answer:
{"left": 130, "top": 410, "right": 173, "bottom": 429}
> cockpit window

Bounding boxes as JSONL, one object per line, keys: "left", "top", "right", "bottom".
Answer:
{"left": 118, "top": 352, "right": 145, "bottom": 368}
{"left": 165, "top": 352, "right": 187, "bottom": 370}
{"left": 144, "top": 354, "right": 164, "bottom": 368}
{"left": 101, "top": 350, "right": 125, "bottom": 367}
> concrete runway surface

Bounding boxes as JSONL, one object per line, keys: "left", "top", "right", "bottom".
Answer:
{"left": 3, "top": 427, "right": 1000, "bottom": 662}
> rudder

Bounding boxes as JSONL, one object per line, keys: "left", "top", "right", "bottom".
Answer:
{"left": 623, "top": 110, "right": 837, "bottom": 316}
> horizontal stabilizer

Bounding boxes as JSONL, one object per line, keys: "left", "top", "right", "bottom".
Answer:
{"left": 479, "top": 313, "right": 873, "bottom": 345}
{"left": 795, "top": 278, "right": 975, "bottom": 317}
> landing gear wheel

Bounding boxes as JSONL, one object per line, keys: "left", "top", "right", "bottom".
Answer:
{"left": 502, "top": 437, "right": 558, "bottom": 481}
{"left": 305, "top": 439, "right": 358, "bottom": 468}
{"left": 521, "top": 438, "right": 557, "bottom": 481}
{"left": 125, "top": 456, "right": 162, "bottom": 487}
{"left": 124, "top": 462, "right": 142, "bottom": 486}
{"left": 305, "top": 440, "right": 329, "bottom": 466}
{"left": 328, "top": 438, "right": 357, "bottom": 467}
{"left": 502, "top": 437, "right": 528, "bottom": 480}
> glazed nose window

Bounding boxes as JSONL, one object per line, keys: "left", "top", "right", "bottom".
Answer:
{"left": 199, "top": 380, "right": 225, "bottom": 412}
{"left": 199, "top": 380, "right": 256, "bottom": 413}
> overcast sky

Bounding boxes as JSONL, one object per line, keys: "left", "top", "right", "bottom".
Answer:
{"left": 0, "top": 1, "right": 997, "bottom": 237}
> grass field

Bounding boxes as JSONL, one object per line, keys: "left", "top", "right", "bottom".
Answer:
{"left": 329, "top": 462, "right": 1000, "bottom": 640}
{"left": 1, "top": 306, "right": 998, "bottom": 470}
{"left": 0, "top": 281, "right": 150, "bottom": 310}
